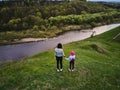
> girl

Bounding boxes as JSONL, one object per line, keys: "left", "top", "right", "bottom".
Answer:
{"left": 66, "top": 51, "right": 75, "bottom": 71}
{"left": 55, "top": 43, "right": 65, "bottom": 72}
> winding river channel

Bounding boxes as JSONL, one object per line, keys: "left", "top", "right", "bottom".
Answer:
{"left": 0, "top": 24, "right": 120, "bottom": 62}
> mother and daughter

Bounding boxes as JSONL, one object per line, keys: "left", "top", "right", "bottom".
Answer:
{"left": 54, "top": 43, "right": 76, "bottom": 72}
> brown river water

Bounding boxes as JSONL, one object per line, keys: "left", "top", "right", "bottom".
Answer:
{"left": 0, "top": 24, "right": 120, "bottom": 62}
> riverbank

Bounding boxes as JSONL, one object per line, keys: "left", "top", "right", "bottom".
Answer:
{"left": 13, "top": 38, "right": 48, "bottom": 43}
{"left": 0, "top": 26, "right": 120, "bottom": 90}
{"left": 0, "top": 23, "right": 113, "bottom": 45}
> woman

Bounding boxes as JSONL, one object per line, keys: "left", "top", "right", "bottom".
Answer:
{"left": 55, "top": 43, "right": 65, "bottom": 72}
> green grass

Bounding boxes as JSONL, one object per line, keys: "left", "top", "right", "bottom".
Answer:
{"left": 0, "top": 26, "right": 120, "bottom": 90}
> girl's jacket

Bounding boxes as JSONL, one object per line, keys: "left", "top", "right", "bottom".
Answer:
{"left": 65, "top": 55, "right": 75, "bottom": 62}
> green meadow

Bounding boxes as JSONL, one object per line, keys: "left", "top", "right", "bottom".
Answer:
{"left": 0, "top": 26, "right": 120, "bottom": 90}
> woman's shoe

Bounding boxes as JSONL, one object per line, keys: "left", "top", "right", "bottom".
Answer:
{"left": 57, "top": 69, "right": 59, "bottom": 72}
{"left": 60, "top": 69, "right": 63, "bottom": 72}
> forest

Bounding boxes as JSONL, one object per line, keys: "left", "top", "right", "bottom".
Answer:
{"left": 0, "top": 0, "right": 120, "bottom": 31}
{"left": 0, "top": 0, "right": 120, "bottom": 44}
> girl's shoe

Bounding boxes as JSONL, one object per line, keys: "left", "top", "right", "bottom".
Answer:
{"left": 71, "top": 69, "right": 74, "bottom": 71}
{"left": 68, "top": 68, "right": 71, "bottom": 71}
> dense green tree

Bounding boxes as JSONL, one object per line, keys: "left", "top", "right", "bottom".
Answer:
{"left": 0, "top": 0, "right": 119, "bottom": 31}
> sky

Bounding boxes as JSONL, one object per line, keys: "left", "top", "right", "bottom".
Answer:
{"left": 87, "top": 0, "right": 120, "bottom": 2}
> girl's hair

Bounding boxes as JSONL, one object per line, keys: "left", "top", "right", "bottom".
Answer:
{"left": 57, "top": 43, "right": 62, "bottom": 48}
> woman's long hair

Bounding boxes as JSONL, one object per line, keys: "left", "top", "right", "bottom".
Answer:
{"left": 57, "top": 43, "right": 62, "bottom": 48}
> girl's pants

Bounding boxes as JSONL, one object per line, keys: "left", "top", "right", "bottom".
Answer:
{"left": 70, "top": 61, "right": 74, "bottom": 70}
{"left": 56, "top": 56, "right": 63, "bottom": 69}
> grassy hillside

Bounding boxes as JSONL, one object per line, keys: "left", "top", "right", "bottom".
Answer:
{"left": 0, "top": 26, "right": 120, "bottom": 90}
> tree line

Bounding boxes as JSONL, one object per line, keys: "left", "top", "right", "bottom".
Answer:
{"left": 0, "top": 0, "right": 79, "bottom": 7}
{"left": 49, "top": 11, "right": 120, "bottom": 27}
{"left": 0, "top": 0, "right": 119, "bottom": 32}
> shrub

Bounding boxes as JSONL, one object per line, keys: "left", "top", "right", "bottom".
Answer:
{"left": 49, "top": 11, "right": 120, "bottom": 26}
{"left": 33, "top": 25, "right": 39, "bottom": 30}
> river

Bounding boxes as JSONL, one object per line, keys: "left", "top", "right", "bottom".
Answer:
{"left": 0, "top": 24, "right": 120, "bottom": 62}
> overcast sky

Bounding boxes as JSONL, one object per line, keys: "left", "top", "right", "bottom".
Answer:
{"left": 87, "top": 0, "right": 120, "bottom": 2}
